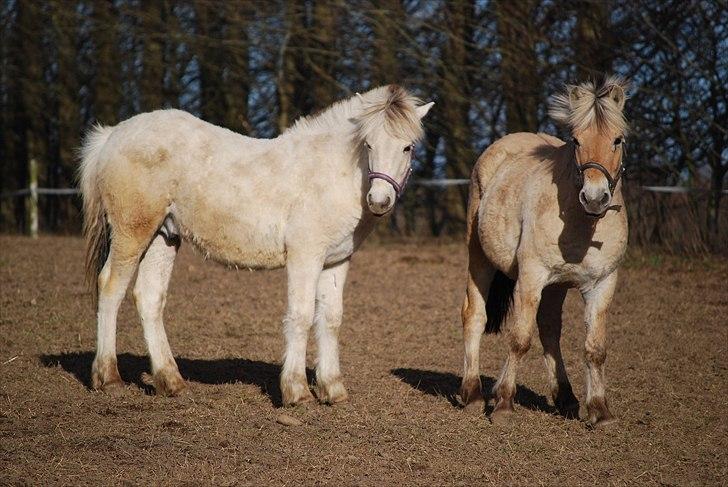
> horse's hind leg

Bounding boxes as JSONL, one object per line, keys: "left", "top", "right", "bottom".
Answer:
{"left": 133, "top": 232, "right": 186, "bottom": 396}
{"left": 582, "top": 272, "right": 618, "bottom": 427}
{"left": 492, "top": 267, "right": 546, "bottom": 420}
{"left": 313, "top": 260, "right": 349, "bottom": 405}
{"left": 537, "top": 285, "right": 579, "bottom": 418}
{"left": 92, "top": 236, "right": 149, "bottom": 392}
{"left": 459, "top": 235, "right": 495, "bottom": 409}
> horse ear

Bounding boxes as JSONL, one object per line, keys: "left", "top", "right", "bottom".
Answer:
{"left": 568, "top": 86, "right": 581, "bottom": 108}
{"left": 416, "top": 101, "right": 434, "bottom": 119}
{"left": 607, "top": 84, "right": 626, "bottom": 110}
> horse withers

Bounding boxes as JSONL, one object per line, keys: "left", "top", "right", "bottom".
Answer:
{"left": 459, "top": 76, "right": 629, "bottom": 427}
{"left": 79, "top": 85, "right": 433, "bottom": 406}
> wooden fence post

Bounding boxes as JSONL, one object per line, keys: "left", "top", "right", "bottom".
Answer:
{"left": 28, "top": 158, "right": 38, "bottom": 238}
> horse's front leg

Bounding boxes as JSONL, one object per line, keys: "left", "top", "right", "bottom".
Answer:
{"left": 582, "top": 271, "right": 618, "bottom": 427}
{"left": 280, "top": 251, "right": 323, "bottom": 407}
{"left": 313, "top": 259, "right": 350, "bottom": 404}
{"left": 492, "top": 267, "right": 546, "bottom": 420}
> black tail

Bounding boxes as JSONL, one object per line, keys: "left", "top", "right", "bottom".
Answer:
{"left": 485, "top": 271, "right": 515, "bottom": 334}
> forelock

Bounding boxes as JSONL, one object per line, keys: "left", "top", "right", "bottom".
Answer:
{"left": 548, "top": 75, "right": 630, "bottom": 135}
{"left": 355, "top": 85, "right": 425, "bottom": 142}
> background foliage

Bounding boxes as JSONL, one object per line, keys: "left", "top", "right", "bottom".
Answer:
{"left": 0, "top": 0, "right": 726, "bottom": 251}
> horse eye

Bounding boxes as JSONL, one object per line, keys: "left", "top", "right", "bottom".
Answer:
{"left": 614, "top": 137, "right": 623, "bottom": 145}
{"left": 365, "top": 142, "right": 372, "bottom": 150}
{"left": 403, "top": 145, "right": 412, "bottom": 153}
{"left": 572, "top": 137, "right": 580, "bottom": 147}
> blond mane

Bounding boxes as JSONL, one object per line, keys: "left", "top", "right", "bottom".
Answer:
{"left": 286, "top": 85, "right": 425, "bottom": 142}
{"left": 548, "top": 75, "right": 630, "bottom": 135}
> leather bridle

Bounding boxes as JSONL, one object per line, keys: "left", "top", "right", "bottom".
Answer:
{"left": 573, "top": 140, "right": 625, "bottom": 195}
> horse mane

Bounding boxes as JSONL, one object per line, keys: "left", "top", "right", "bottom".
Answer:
{"left": 286, "top": 85, "right": 425, "bottom": 142}
{"left": 548, "top": 75, "right": 630, "bottom": 135}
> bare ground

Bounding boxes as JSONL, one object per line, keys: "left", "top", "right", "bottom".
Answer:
{"left": 0, "top": 236, "right": 726, "bottom": 486}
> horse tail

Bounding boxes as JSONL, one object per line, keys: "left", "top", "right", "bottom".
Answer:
{"left": 78, "top": 124, "right": 114, "bottom": 307}
{"left": 484, "top": 271, "right": 515, "bottom": 334}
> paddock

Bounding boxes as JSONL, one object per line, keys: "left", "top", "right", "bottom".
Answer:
{"left": 0, "top": 236, "right": 725, "bottom": 485}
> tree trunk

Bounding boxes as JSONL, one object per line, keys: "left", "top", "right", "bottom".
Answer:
{"left": 222, "top": 2, "right": 251, "bottom": 134}
{"left": 309, "top": 0, "right": 339, "bottom": 110}
{"left": 140, "top": 0, "right": 165, "bottom": 111}
{"left": 496, "top": 0, "right": 539, "bottom": 133}
{"left": 574, "top": 0, "right": 615, "bottom": 80}
{"left": 278, "top": 0, "right": 312, "bottom": 133}
{"left": 92, "top": 0, "right": 120, "bottom": 124}
{"left": 440, "top": 0, "right": 477, "bottom": 231}
{"left": 370, "top": 0, "right": 404, "bottom": 86}
{"left": 17, "top": 1, "right": 47, "bottom": 233}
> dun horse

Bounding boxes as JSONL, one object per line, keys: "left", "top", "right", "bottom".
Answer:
{"left": 79, "top": 85, "right": 433, "bottom": 406}
{"left": 459, "top": 76, "right": 629, "bottom": 426}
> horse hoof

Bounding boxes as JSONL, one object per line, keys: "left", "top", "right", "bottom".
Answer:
{"left": 281, "top": 379, "right": 315, "bottom": 407}
{"left": 490, "top": 408, "right": 514, "bottom": 424}
{"left": 587, "top": 397, "right": 615, "bottom": 428}
{"left": 284, "top": 391, "right": 315, "bottom": 407}
{"left": 98, "top": 380, "right": 127, "bottom": 396}
{"left": 142, "top": 369, "right": 188, "bottom": 397}
{"left": 316, "top": 380, "right": 349, "bottom": 405}
{"left": 589, "top": 414, "right": 617, "bottom": 428}
{"left": 463, "top": 398, "right": 485, "bottom": 414}
{"left": 458, "top": 379, "right": 484, "bottom": 411}
{"left": 92, "top": 358, "right": 124, "bottom": 392}
{"left": 491, "top": 398, "right": 515, "bottom": 423}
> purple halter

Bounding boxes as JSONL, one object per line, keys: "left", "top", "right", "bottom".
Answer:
{"left": 368, "top": 167, "right": 412, "bottom": 199}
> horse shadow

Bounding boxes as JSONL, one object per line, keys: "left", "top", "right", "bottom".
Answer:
{"left": 39, "top": 351, "right": 313, "bottom": 408}
{"left": 391, "top": 368, "right": 557, "bottom": 416}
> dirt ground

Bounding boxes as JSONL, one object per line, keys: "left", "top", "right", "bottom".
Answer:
{"left": 1, "top": 236, "right": 726, "bottom": 486}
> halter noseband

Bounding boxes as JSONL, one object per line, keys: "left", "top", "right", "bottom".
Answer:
{"left": 368, "top": 167, "right": 412, "bottom": 199}
{"left": 573, "top": 142, "right": 625, "bottom": 195}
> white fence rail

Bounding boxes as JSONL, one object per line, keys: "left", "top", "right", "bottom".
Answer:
{"left": 2, "top": 176, "right": 726, "bottom": 238}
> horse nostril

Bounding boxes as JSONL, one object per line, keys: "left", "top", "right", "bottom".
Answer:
{"left": 579, "top": 190, "right": 588, "bottom": 206}
{"left": 367, "top": 193, "right": 374, "bottom": 206}
{"left": 600, "top": 192, "right": 610, "bottom": 205}
{"left": 383, "top": 196, "right": 391, "bottom": 208}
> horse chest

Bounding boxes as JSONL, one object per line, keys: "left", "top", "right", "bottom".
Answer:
{"left": 540, "top": 216, "right": 627, "bottom": 286}
{"left": 323, "top": 212, "right": 377, "bottom": 265}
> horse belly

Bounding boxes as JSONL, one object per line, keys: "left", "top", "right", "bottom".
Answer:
{"left": 478, "top": 190, "right": 520, "bottom": 276}
{"left": 173, "top": 202, "right": 286, "bottom": 269}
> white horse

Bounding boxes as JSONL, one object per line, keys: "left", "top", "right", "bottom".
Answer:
{"left": 79, "top": 85, "right": 433, "bottom": 406}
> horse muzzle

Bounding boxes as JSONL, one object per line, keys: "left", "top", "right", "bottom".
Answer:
{"left": 366, "top": 168, "right": 410, "bottom": 216}
{"left": 579, "top": 183, "right": 612, "bottom": 217}
{"left": 366, "top": 185, "right": 394, "bottom": 215}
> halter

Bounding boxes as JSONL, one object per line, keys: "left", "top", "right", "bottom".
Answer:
{"left": 368, "top": 167, "right": 412, "bottom": 199}
{"left": 573, "top": 141, "right": 625, "bottom": 195}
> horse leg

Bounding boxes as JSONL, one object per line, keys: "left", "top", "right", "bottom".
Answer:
{"left": 280, "top": 252, "right": 323, "bottom": 406}
{"left": 582, "top": 271, "right": 618, "bottom": 427}
{"left": 92, "top": 236, "right": 148, "bottom": 392}
{"left": 133, "top": 233, "right": 186, "bottom": 396}
{"left": 537, "top": 285, "right": 579, "bottom": 418}
{"left": 459, "top": 235, "right": 495, "bottom": 409}
{"left": 492, "top": 269, "right": 545, "bottom": 420}
{"left": 313, "top": 259, "right": 349, "bottom": 405}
